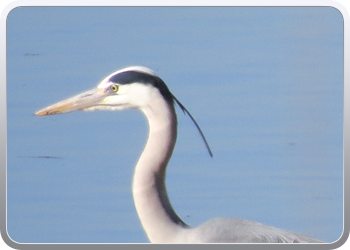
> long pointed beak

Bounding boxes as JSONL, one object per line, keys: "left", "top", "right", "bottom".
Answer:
{"left": 35, "top": 88, "right": 107, "bottom": 116}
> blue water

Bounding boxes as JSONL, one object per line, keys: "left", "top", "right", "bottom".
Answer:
{"left": 7, "top": 7, "right": 343, "bottom": 243}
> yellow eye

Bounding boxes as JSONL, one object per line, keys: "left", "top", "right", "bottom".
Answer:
{"left": 111, "top": 84, "right": 119, "bottom": 92}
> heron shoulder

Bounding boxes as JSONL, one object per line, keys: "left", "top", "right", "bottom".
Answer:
{"left": 185, "top": 217, "right": 323, "bottom": 243}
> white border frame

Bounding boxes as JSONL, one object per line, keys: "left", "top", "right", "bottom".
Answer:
{"left": 1, "top": 1, "right": 348, "bottom": 249}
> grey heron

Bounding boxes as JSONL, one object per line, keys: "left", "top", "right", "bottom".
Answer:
{"left": 35, "top": 66, "right": 323, "bottom": 243}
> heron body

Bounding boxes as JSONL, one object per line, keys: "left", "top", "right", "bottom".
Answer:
{"left": 35, "top": 66, "right": 323, "bottom": 243}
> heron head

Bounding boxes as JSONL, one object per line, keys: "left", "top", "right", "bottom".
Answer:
{"left": 35, "top": 66, "right": 173, "bottom": 116}
{"left": 35, "top": 66, "right": 213, "bottom": 157}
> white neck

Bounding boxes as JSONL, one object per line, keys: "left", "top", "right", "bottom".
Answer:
{"left": 132, "top": 93, "right": 189, "bottom": 243}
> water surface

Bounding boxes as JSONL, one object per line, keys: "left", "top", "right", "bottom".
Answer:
{"left": 7, "top": 7, "right": 343, "bottom": 243}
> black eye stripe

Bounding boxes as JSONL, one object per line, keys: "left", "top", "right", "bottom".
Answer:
{"left": 109, "top": 71, "right": 173, "bottom": 102}
{"left": 109, "top": 71, "right": 155, "bottom": 85}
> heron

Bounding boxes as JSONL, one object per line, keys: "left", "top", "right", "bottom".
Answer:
{"left": 35, "top": 66, "right": 323, "bottom": 243}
